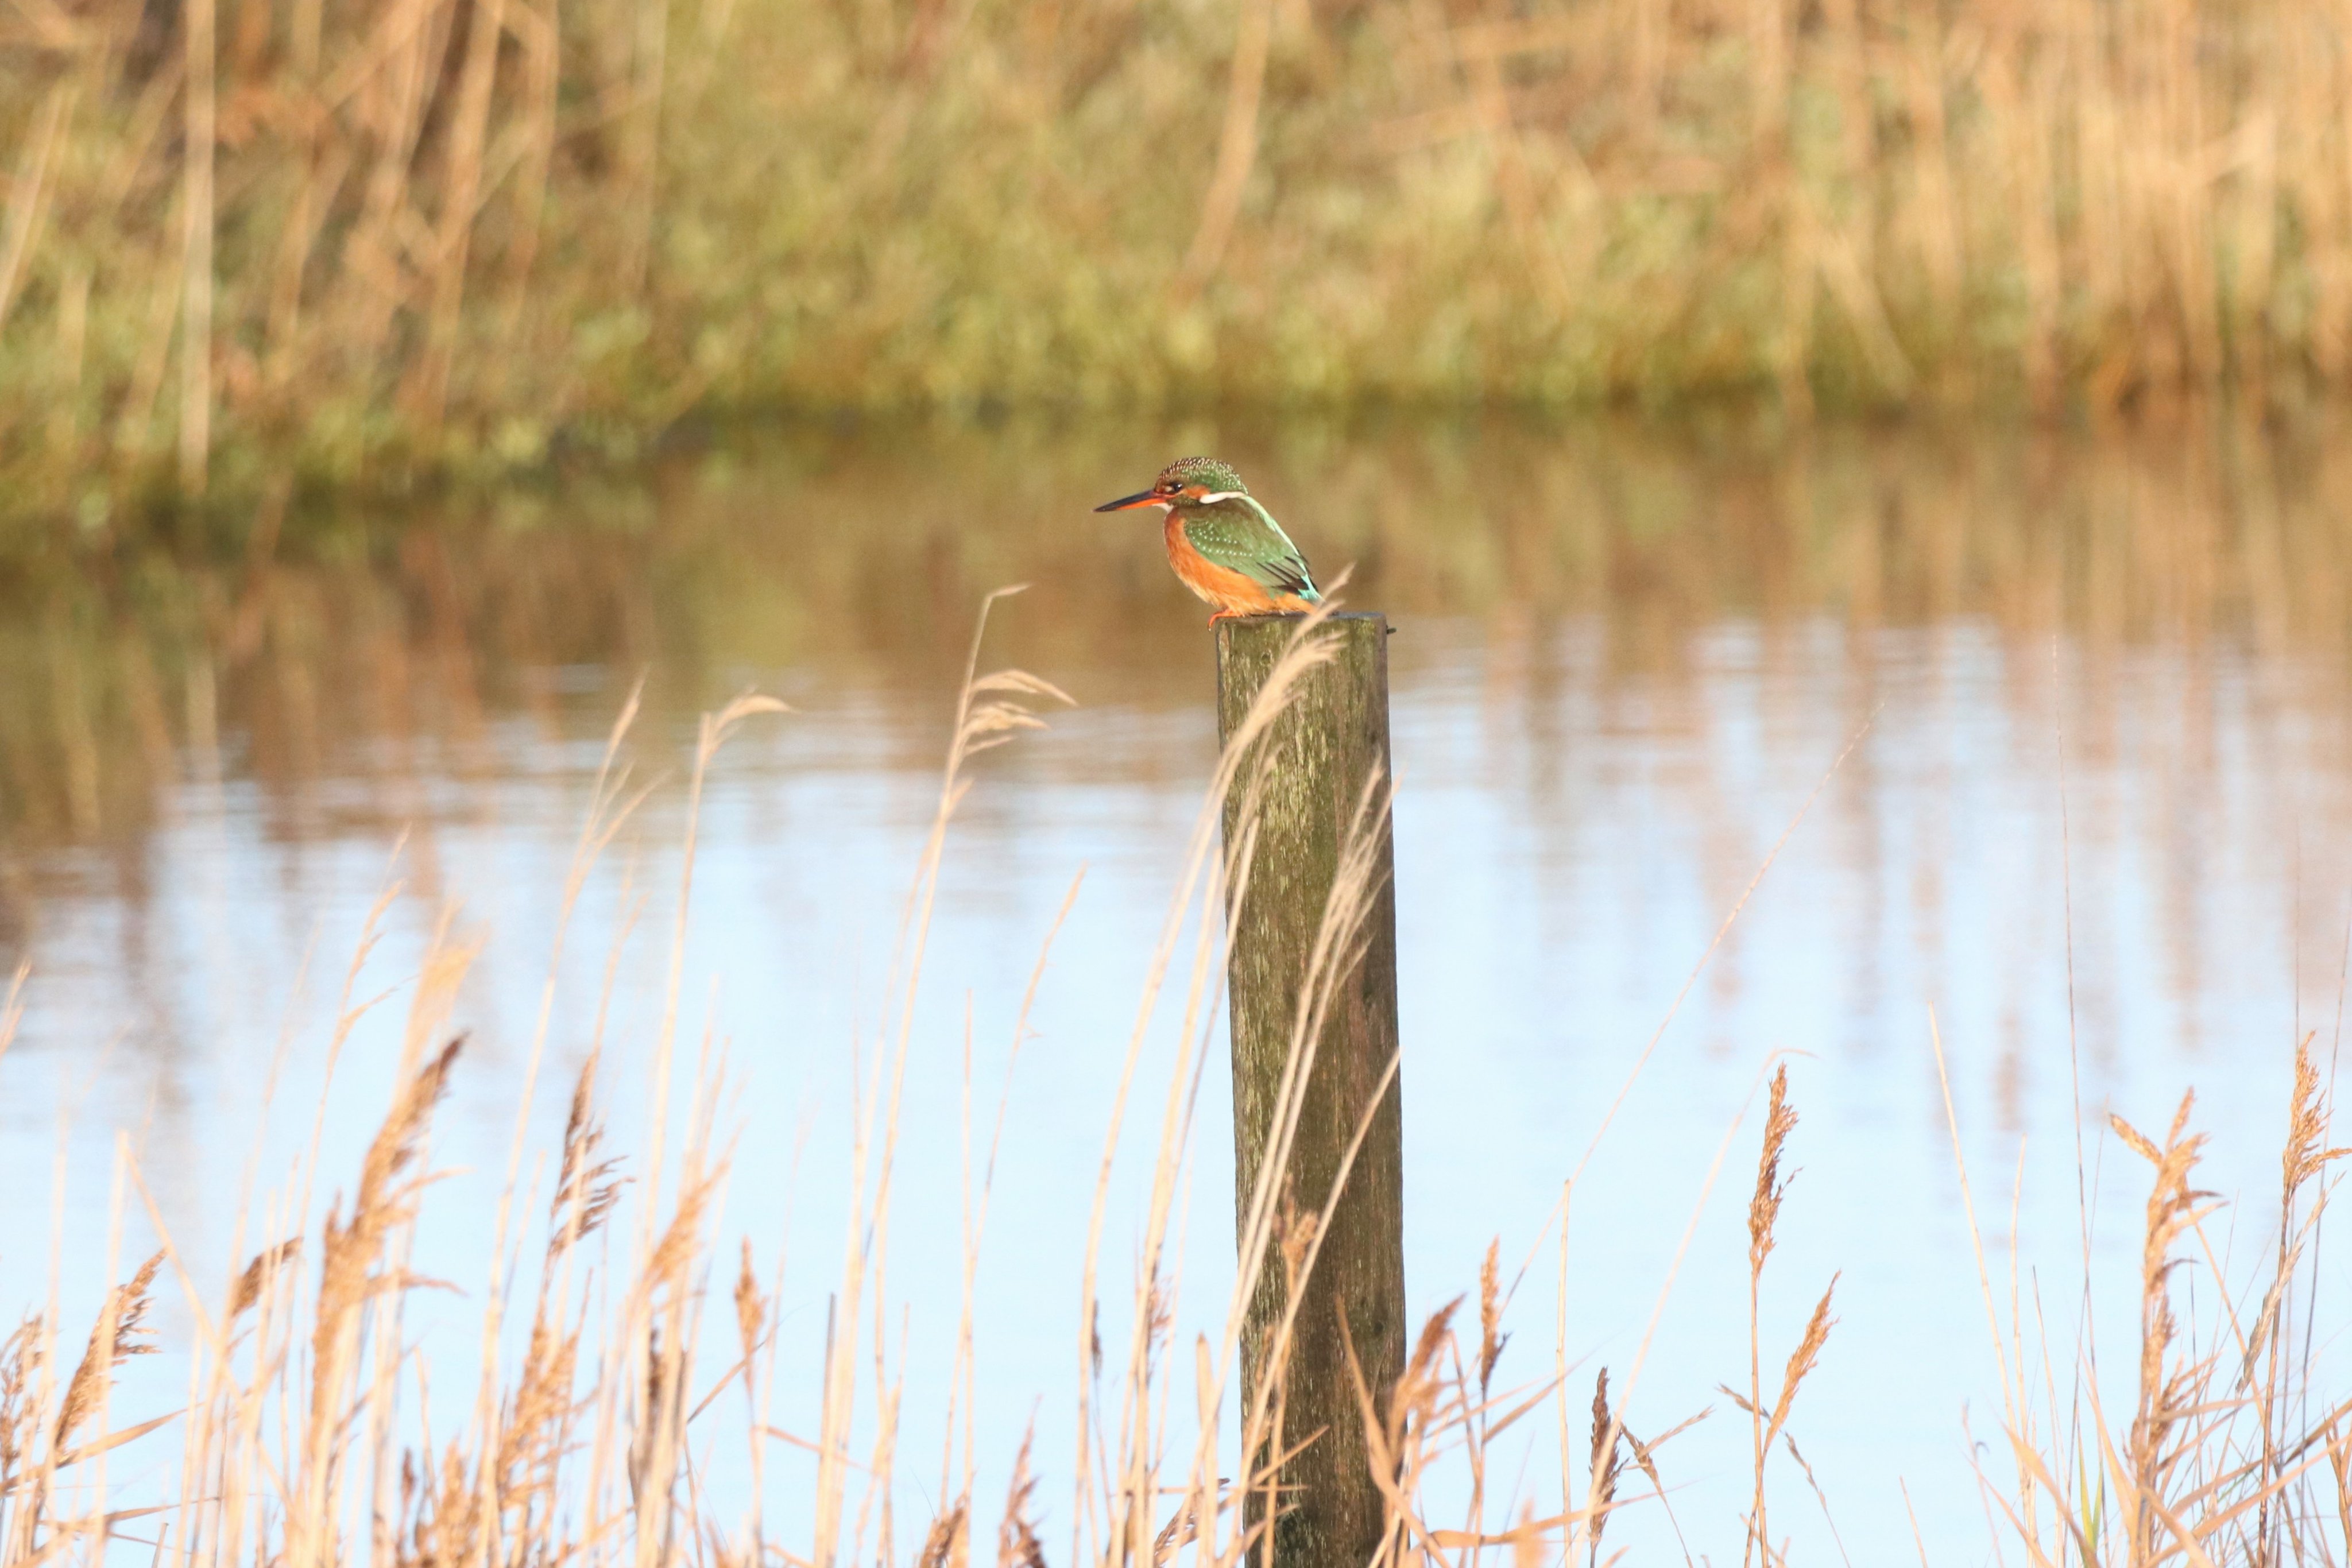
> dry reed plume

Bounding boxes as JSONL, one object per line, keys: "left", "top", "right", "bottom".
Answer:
{"left": 10, "top": 0, "right": 2352, "bottom": 518}
{"left": 0, "top": 594, "right": 2349, "bottom": 1568}
{"left": 1722, "top": 1064, "right": 1838, "bottom": 1568}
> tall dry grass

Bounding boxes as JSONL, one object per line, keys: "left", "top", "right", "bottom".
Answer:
{"left": 2, "top": 590, "right": 2351, "bottom": 1567}
{"left": 8, "top": 0, "right": 2352, "bottom": 517}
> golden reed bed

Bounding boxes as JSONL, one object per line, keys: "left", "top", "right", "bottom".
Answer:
{"left": 4, "top": 0, "right": 2352, "bottom": 516}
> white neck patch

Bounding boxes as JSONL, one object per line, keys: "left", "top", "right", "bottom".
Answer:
{"left": 1197, "top": 491, "right": 1246, "bottom": 505}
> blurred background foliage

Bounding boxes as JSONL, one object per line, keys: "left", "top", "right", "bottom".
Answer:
{"left": 3, "top": 0, "right": 2350, "bottom": 525}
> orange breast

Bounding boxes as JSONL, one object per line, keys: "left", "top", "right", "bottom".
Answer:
{"left": 1163, "top": 515, "right": 1290, "bottom": 613}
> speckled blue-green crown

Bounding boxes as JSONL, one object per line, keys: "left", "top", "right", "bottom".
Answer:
{"left": 1159, "top": 456, "right": 1247, "bottom": 493}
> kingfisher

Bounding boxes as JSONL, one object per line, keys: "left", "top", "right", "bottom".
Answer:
{"left": 1095, "top": 457, "right": 1322, "bottom": 623}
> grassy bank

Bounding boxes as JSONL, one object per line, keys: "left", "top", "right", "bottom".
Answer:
{"left": 3, "top": 611, "right": 2350, "bottom": 1567}
{"left": 3, "top": 0, "right": 2352, "bottom": 521}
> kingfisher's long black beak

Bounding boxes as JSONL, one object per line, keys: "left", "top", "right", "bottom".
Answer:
{"left": 1095, "top": 490, "right": 1162, "bottom": 513}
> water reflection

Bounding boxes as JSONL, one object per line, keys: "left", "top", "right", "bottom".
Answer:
{"left": 5, "top": 412, "right": 2352, "bottom": 1556}
{"left": 15, "top": 416, "right": 2352, "bottom": 868}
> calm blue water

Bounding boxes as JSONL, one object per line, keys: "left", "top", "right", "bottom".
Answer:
{"left": 4, "top": 419, "right": 2350, "bottom": 1561}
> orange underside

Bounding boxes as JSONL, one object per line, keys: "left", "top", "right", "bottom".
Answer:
{"left": 1164, "top": 516, "right": 1309, "bottom": 615}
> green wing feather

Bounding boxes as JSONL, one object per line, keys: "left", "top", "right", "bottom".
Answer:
{"left": 1182, "top": 497, "right": 1321, "bottom": 601}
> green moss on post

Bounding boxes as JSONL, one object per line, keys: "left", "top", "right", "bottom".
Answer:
{"left": 1214, "top": 611, "right": 1407, "bottom": 1568}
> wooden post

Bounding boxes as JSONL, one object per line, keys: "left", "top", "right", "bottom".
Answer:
{"left": 1215, "top": 612, "right": 1407, "bottom": 1568}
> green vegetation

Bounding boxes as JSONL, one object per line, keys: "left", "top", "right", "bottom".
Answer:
{"left": 2, "top": 0, "right": 2347, "bottom": 522}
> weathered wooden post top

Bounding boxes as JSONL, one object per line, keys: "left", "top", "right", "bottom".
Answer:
{"left": 1214, "top": 612, "right": 1407, "bottom": 1568}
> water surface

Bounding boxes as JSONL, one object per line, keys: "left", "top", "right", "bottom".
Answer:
{"left": 6, "top": 414, "right": 2352, "bottom": 1558}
